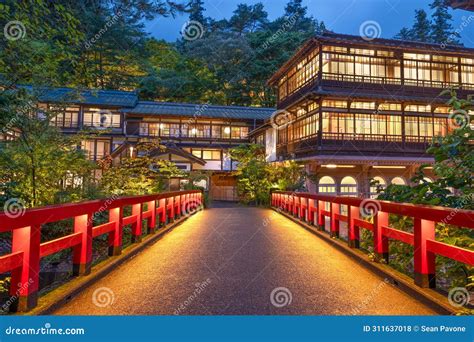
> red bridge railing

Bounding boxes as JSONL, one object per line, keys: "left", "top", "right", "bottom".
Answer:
{"left": 271, "top": 191, "right": 474, "bottom": 290}
{"left": 0, "top": 190, "right": 203, "bottom": 312}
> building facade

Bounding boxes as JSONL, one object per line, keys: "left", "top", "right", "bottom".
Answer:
{"left": 251, "top": 32, "right": 474, "bottom": 197}
{"left": 1, "top": 87, "right": 274, "bottom": 200}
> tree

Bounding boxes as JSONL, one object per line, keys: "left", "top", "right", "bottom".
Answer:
{"left": 0, "top": 90, "right": 96, "bottom": 207}
{"left": 430, "top": 0, "right": 461, "bottom": 45}
{"left": 268, "top": 161, "right": 306, "bottom": 191}
{"left": 228, "top": 3, "right": 269, "bottom": 35}
{"left": 412, "top": 10, "right": 432, "bottom": 42}
{"left": 283, "top": 0, "right": 316, "bottom": 32}
{"left": 189, "top": 0, "right": 207, "bottom": 24}
{"left": 394, "top": 27, "right": 413, "bottom": 40}
{"left": 230, "top": 144, "right": 272, "bottom": 205}
{"left": 99, "top": 141, "right": 185, "bottom": 196}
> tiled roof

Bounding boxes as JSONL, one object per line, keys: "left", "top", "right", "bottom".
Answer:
{"left": 124, "top": 101, "right": 275, "bottom": 120}
{"left": 22, "top": 86, "right": 138, "bottom": 107}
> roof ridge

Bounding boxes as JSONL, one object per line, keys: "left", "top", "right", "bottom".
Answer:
{"left": 136, "top": 101, "right": 275, "bottom": 111}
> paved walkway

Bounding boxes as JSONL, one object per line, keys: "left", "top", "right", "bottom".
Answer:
{"left": 54, "top": 205, "right": 436, "bottom": 315}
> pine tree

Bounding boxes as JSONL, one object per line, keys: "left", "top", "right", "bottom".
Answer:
{"left": 284, "top": 0, "right": 315, "bottom": 32}
{"left": 189, "top": 0, "right": 206, "bottom": 24}
{"left": 394, "top": 27, "right": 413, "bottom": 41}
{"left": 412, "top": 10, "right": 432, "bottom": 42}
{"left": 430, "top": 0, "right": 461, "bottom": 45}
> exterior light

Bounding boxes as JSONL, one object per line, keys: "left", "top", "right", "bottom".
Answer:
{"left": 224, "top": 126, "right": 231, "bottom": 134}
{"left": 129, "top": 146, "right": 134, "bottom": 157}
{"left": 373, "top": 166, "right": 406, "bottom": 169}
{"left": 325, "top": 164, "right": 337, "bottom": 169}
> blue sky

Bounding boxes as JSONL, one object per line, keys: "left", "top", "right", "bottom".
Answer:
{"left": 145, "top": 0, "right": 474, "bottom": 46}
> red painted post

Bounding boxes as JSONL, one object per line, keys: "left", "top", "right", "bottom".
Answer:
{"left": 300, "top": 197, "right": 307, "bottom": 221}
{"left": 147, "top": 200, "right": 156, "bottom": 234}
{"left": 293, "top": 196, "right": 299, "bottom": 217}
{"left": 108, "top": 207, "right": 123, "bottom": 256}
{"left": 330, "top": 202, "right": 340, "bottom": 237}
{"left": 175, "top": 195, "right": 181, "bottom": 218}
{"left": 73, "top": 214, "right": 93, "bottom": 275}
{"left": 10, "top": 225, "right": 41, "bottom": 312}
{"left": 131, "top": 203, "right": 142, "bottom": 243}
{"left": 414, "top": 218, "right": 436, "bottom": 288}
{"left": 317, "top": 200, "right": 325, "bottom": 231}
{"left": 159, "top": 198, "right": 167, "bottom": 226}
{"left": 308, "top": 199, "right": 315, "bottom": 225}
{"left": 374, "top": 211, "right": 389, "bottom": 263}
{"left": 348, "top": 205, "right": 360, "bottom": 248}
{"left": 169, "top": 196, "right": 175, "bottom": 221}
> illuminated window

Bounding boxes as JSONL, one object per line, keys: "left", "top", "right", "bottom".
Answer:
{"left": 405, "top": 105, "right": 432, "bottom": 112}
{"left": 322, "top": 100, "right": 347, "bottom": 108}
{"left": 351, "top": 102, "right": 376, "bottom": 110}
{"left": 318, "top": 176, "right": 336, "bottom": 193}
{"left": 340, "top": 176, "right": 358, "bottom": 196}
{"left": 391, "top": 177, "right": 406, "bottom": 185}
{"left": 378, "top": 103, "right": 402, "bottom": 111}
{"left": 83, "top": 108, "right": 121, "bottom": 128}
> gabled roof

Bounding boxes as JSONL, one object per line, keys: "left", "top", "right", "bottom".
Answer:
{"left": 124, "top": 101, "right": 275, "bottom": 120}
{"left": 21, "top": 86, "right": 138, "bottom": 107}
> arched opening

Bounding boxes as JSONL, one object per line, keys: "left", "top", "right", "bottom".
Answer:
{"left": 391, "top": 177, "right": 406, "bottom": 185}
{"left": 318, "top": 176, "right": 336, "bottom": 194}
{"left": 340, "top": 176, "right": 358, "bottom": 196}
{"left": 370, "top": 176, "right": 386, "bottom": 198}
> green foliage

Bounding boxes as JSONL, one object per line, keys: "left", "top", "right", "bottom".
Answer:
{"left": 99, "top": 141, "right": 185, "bottom": 196}
{"left": 0, "top": 91, "right": 96, "bottom": 207}
{"left": 268, "top": 161, "right": 306, "bottom": 191}
{"left": 230, "top": 144, "right": 271, "bottom": 205}
{"left": 230, "top": 145, "right": 306, "bottom": 205}
{"left": 394, "top": 1, "right": 461, "bottom": 45}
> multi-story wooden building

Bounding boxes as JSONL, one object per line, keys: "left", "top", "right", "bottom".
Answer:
{"left": 251, "top": 32, "right": 474, "bottom": 197}
{"left": 1, "top": 87, "right": 274, "bottom": 200}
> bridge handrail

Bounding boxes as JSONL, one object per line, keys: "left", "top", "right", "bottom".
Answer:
{"left": 271, "top": 191, "right": 474, "bottom": 290}
{"left": 0, "top": 190, "right": 203, "bottom": 312}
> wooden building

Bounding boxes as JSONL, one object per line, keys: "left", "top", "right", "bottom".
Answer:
{"left": 251, "top": 32, "right": 474, "bottom": 197}
{"left": 1, "top": 87, "right": 274, "bottom": 200}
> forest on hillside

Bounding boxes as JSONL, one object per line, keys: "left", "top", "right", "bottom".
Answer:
{"left": 0, "top": 0, "right": 463, "bottom": 107}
